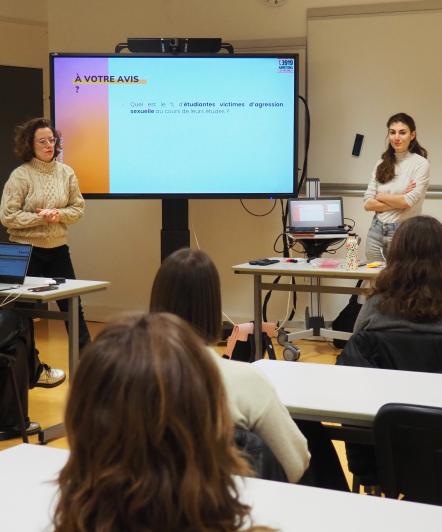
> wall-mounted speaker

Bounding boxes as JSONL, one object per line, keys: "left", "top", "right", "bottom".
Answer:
{"left": 352, "top": 133, "right": 364, "bottom": 156}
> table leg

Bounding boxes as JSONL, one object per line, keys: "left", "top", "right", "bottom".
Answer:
{"left": 254, "top": 274, "right": 263, "bottom": 361}
{"left": 39, "top": 296, "right": 80, "bottom": 444}
{"left": 68, "top": 296, "right": 80, "bottom": 381}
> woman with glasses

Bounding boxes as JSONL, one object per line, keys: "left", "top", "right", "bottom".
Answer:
{"left": 0, "top": 117, "right": 90, "bottom": 386}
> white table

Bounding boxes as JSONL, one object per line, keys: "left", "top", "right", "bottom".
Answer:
{"left": 253, "top": 359, "right": 442, "bottom": 442}
{"left": 233, "top": 259, "right": 379, "bottom": 359}
{"left": 1, "top": 277, "right": 110, "bottom": 442}
{"left": 1, "top": 444, "right": 441, "bottom": 532}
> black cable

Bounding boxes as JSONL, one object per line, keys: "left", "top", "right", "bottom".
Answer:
{"left": 261, "top": 94, "right": 311, "bottom": 323}
{"left": 272, "top": 233, "right": 285, "bottom": 254}
{"left": 296, "top": 94, "right": 311, "bottom": 196}
{"left": 344, "top": 217, "right": 356, "bottom": 231}
{"left": 239, "top": 198, "right": 277, "bottom": 217}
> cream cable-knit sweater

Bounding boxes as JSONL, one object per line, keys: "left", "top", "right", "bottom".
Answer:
{"left": 0, "top": 158, "right": 85, "bottom": 248}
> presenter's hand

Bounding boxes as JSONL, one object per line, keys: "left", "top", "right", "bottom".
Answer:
{"left": 404, "top": 181, "right": 416, "bottom": 194}
{"left": 36, "top": 208, "right": 61, "bottom": 223}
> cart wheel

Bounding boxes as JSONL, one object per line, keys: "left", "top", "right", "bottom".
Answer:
{"left": 283, "top": 345, "right": 300, "bottom": 361}
{"left": 277, "top": 330, "right": 289, "bottom": 346}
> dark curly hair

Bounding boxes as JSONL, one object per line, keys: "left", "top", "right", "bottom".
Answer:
{"left": 14, "top": 117, "right": 62, "bottom": 162}
{"left": 373, "top": 216, "right": 442, "bottom": 322}
{"left": 376, "top": 113, "right": 427, "bottom": 184}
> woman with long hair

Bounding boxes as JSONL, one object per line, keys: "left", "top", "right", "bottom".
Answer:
{"left": 355, "top": 215, "right": 442, "bottom": 331}
{"left": 54, "top": 312, "right": 270, "bottom": 532}
{"left": 340, "top": 216, "right": 442, "bottom": 489}
{"left": 364, "top": 113, "right": 430, "bottom": 262}
{"left": 149, "top": 248, "right": 353, "bottom": 490}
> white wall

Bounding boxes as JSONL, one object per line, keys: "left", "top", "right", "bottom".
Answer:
{"left": 308, "top": 4, "right": 442, "bottom": 186}
{"left": 3, "top": 0, "right": 417, "bottom": 323}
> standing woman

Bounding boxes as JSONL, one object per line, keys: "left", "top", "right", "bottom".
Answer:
{"left": 364, "top": 112, "right": 430, "bottom": 262}
{"left": 0, "top": 118, "right": 90, "bottom": 383}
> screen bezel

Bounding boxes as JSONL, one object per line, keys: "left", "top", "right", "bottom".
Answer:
{"left": 50, "top": 52, "right": 299, "bottom": 200}
{"left": 287, "top": 197, "right": 344, "bottom": 231}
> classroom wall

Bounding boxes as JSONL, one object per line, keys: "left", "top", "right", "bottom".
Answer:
{"left": 3, "top": 0, "right": 425, "bottom": 324}
{"left": 0, "top": 13, "right": 49, "bottom": 114}
{"left": 308, "top": 3, "right": 442, "bottom": 186}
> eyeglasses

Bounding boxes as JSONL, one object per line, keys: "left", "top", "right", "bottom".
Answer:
{"left": 35, "top": 137, "right": 56, "bottom": 146}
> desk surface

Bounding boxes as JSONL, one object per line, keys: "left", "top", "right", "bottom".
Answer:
{"left": 253, "top": 360, "right": 442, "bottom": 426}
{"left": 1, "top": 444, "right": 441, "bottom": 532}
{"left": 0, "top": 276, "right": 110, "bottom": 302}
{"left": 233, "top": 259, "right": 379, "bottom": 280}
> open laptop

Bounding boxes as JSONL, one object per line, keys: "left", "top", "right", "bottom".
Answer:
{"left": 0, "top": 242, "right": 32, "bottom": 291}
{"left": 287, "top": 197, "right": 348, "bottom": 235}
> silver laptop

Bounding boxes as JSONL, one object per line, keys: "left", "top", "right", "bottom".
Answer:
{"left": 287, "top": 197, "right": 348, "bottom": 235}
{"left": 0, "top": 242, "right": 32, "bottom": 291}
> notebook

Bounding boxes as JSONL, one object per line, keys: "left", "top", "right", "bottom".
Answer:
{"left": 287, "top": 197, "right": 348, "bottom": 235}
{"left": 0, "top": 242, "right": 32, "bottom": 291}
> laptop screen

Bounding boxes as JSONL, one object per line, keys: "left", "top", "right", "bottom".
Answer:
{"left": 287, "top": 197, "right": 344, "bottom": 232}
{"left": 0, "top": 243, "right": 32, "bottom": 284}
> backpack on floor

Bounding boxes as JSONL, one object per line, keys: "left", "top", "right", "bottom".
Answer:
{"left": 224, "top": 322, "right": 276, "bottom": 362}
{"left": 0, "top": 310, "right": 40, "bottom": 430}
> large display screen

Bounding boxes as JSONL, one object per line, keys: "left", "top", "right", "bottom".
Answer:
{"left": 50, "top": 53, "right": 298, "bottom": 198}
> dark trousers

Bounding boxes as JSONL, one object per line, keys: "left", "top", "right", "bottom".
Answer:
{"left": 0, "top": 309, "right": 41, "bottom": 430}
{"left": 297, "top": 420, "right": 349, "bottom": 492}
{"left": 27, "top": 245, "right": 91, "bottom": 349}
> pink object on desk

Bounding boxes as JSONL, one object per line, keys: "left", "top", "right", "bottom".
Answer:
{"left": 317, "top": 259, "right": 341, "bottom": 268}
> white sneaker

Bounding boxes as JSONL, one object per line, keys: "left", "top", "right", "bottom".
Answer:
{"left": 35, "top": 364, "right": 66, "bottom": 388}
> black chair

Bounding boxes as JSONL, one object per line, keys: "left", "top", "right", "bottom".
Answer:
{"left": 374, "top": 403, "right": 442, "bottom": 505}
{"left": 234, "top": 426, "right": 288, "bottom": 483}
{"left": 336, "top": 329, "right": 442, "bottom": 491}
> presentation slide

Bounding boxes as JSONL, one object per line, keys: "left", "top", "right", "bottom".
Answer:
{"left": 52, "top": 55, "right": 297, "bottom": 196}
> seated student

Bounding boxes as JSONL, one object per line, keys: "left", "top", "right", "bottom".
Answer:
{"left": 54, "top": 312, "right": 271, "bottom": 532}
{"left": 150, "top": 248, "right": 347, "bottom": 490}
{"left": 338, "top": 215, "right": 442, "bottom": 486}
{"left": 342, "top": 215, "right": 442, "bottom": 362}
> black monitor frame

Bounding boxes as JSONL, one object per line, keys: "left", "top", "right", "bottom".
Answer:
{"left": 50, "top": 52, "right": 299, "bottom": 200}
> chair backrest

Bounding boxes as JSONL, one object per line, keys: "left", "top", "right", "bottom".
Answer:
{"left": 337, "top": 329, "right": 442, "bottom": 372}
{"left": 374, "top": 403, "right": 442, "bottom": 505}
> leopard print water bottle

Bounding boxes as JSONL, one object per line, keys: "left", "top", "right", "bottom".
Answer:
{"left": 345, "top": 232, "right": 359, "bottom": 271}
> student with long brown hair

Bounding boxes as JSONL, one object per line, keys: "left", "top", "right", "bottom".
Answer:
{"left": 355, "top": 215, "right": 442, "bottom": 331}
{"left": 364, "top": 113, "right": 430, "bottom": 262}
{"left": 150, "top": 248, "right": 350, "bottom": 492}
{"left": 54, "top": 312, "right": 270, "bottom": 532}
{"left": 150, "top": 248, "right": 310, "bottom": 485}
{"left": 339, "top": 216, "right": 442, "bottom": 488}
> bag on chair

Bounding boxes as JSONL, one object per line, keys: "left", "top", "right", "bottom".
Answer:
{"left": 331, "top": 280, "right": 363, "bottom": 348}
{"left": 224, "top": 322, "right": 276, "bottom": 362}
{"left": 0, "top": 310, "right": 34, "bottom": 430}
